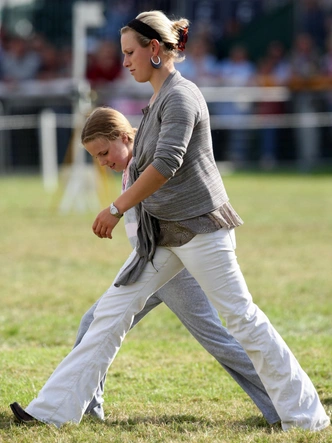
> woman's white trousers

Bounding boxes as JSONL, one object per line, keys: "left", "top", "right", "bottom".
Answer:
{"left": 26, "top": 229, "right": 330, "bottom": 431}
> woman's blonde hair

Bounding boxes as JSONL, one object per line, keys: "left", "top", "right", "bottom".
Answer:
{"left": 81, "top": 107, "right": 136, "bottom": 145}
{"left": 121, "top": 10, "right": 189, "bottom": 62}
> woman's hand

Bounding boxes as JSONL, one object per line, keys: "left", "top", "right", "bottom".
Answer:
{"left": 92, "top": 207, "right": 120, "bottom": 239}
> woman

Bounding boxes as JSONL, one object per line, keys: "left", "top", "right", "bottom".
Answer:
{"left": 11, "top": 11, "right": 329, "bottom": 431}
{"left": 70, "top": 107, "right": 279, "bottom": 424}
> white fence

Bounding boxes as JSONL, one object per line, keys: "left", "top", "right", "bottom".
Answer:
{"left": 1, "top": 84, "right": 331, "bottom": 181}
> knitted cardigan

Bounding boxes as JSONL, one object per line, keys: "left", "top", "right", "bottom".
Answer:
{"left": 115, "top": 70, "right": 242, "bottom": 286}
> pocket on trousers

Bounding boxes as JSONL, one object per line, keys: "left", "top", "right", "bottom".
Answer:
{"left": 227, "top": 228, "right": 237, "bottom": 250}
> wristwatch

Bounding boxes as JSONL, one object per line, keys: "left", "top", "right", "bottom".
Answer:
{"left": 109, "top": 203, "right": 123, "bottom": 219}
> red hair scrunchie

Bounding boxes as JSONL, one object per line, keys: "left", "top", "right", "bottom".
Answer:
{"left": 178, "top": 27, "right": 189, "bottom": 51}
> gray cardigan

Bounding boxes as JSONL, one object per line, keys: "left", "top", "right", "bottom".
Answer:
{"left": 115, "top": 70, "right": 242, "bottom": 286}
{"left": 131, "top": 70, "right": 233, "bottom": 221}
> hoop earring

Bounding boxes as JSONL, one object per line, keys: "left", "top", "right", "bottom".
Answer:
{"left": 150, "top": 55, "right": 161, "bottom": 69}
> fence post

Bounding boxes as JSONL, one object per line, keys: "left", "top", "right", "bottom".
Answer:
{"left": 39, "top": 109, "right": 59, "bottom": 192}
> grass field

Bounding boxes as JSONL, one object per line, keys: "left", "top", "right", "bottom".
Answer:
{"left": 0, "top": 172, "right": 331, "bottom": 443}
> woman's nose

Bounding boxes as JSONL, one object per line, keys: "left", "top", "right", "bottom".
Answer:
{"left": 123, "top": 55, "right": 129, "bottom": 67}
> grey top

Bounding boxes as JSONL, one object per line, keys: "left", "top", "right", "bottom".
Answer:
{"left": 131, "top": 70, "right": 240, "bottom": 221}
{"left": 115, "top": 70, "right": 242, "bottom": 286}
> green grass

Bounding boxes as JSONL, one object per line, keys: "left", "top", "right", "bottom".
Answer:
{"left": 0, "top": 172, "right": 331, "bottom": 442}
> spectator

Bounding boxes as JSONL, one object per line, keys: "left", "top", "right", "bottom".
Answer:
{"left": 265, "top": 40, "right": 291, "bottom": 85}
{"left": 29, "top": 32, "right": 71, "bottom": 79}
{"left": 300, "top": 0, "right": 329, "bottom": 48}
{"left": 214, "top": 17, "right": 242, "bottom": 60}
{"left": 29, "top": 32, "right": 49, "bottom": 55}
{"left": 216, "top": 44, "right": 256, "bottom": 167}
{"left": 0, "top": 29, "right": 3, "bottom": 80}
{"left": 254, "top": 41, "right": 291, "bottom": 170}
{"left": 28, "top": 32, "right": 72, "bottom": 165}
{"left": 58, "top": 45, "right": 73, "bottom": 78}
{"left": 98, "top": 0, "right": 137, "bottom": 41}
{"left": 176, "top": 33, "right": 220, "bottom": 86}
{"left": 321, "top": 35, "right": 332, "bottom": 143}
{"left": 288, "top": 32, "right": 323, "bottom": 171}
{"left": 1, "top": 34, "right": 41, "bottom": 82}
{"left": 322, "top": 36, "right": 332, "bottom": 79}
{"left": 36, "top": 43, "right": 61, "bottom": 80}
{"left": 86, "top": 39, "right": 123, "bottom": 87}
{"left": 324, "top": 9, "right": 332, "bottom": 45}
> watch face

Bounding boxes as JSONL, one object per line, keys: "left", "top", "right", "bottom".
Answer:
{"left": 110, "top": 204, "right": 122, "bottom": 218}
{"left": 110, "top": 203, "right": 122, "bottom": 218}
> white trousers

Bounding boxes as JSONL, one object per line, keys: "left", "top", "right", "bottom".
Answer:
{"left": 26, "top": 229, "right": 330, "bottom": 431}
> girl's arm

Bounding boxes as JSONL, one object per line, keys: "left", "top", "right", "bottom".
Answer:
{"left": 92, "top": 164, "right": 167, "bottom": 239}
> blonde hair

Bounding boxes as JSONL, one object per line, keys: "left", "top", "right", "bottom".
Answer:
{"left": 81, "top": 107, "right": 136, "bottom": 145}
{"left": 121, "top": 10, "right": 189, "bottom": 62}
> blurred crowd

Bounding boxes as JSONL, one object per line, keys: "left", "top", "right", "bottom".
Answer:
{"left": 1, "top": 0, "right": 332, "bottom": 171}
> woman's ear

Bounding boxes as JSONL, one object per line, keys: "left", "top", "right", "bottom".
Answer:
{"left": 150, "top": 39, "right": 160, "bottom": 55}
{"left": 121, "top": 133, "right": 129, "bottom": 144}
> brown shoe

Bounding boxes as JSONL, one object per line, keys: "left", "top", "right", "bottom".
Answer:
{"left": 10, "top": 402, "right": 36, "bottom": 423}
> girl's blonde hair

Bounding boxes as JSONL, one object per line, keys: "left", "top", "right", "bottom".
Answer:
{"left": 121, "top": 10, "right": 189, "bottom": 62}
{"left": 81, "top": 107, "right": 136, "bottom": 145}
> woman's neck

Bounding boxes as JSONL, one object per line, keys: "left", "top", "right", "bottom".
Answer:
{"left": 149, "top": 63, "right": 174, "bottom": 103}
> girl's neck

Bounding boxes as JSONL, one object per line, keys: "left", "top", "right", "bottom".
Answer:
{"left": 126, "top": 142, "right": 134, "bottom": 165}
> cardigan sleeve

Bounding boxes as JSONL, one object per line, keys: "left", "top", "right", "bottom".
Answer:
{"left": 151, "top": 85, "right": 201, "bottom": 179}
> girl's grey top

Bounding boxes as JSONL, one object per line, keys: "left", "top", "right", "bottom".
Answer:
{"left": 115, "top": 70, "right": 242, "bottom": 287}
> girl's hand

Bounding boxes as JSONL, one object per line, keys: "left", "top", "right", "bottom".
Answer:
{"left": 92, "top": 207, "right": 120, "bottom": 239}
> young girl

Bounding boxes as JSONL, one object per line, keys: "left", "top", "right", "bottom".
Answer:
{"left": 11, "top": 11, "right": 329, "bottom": 432}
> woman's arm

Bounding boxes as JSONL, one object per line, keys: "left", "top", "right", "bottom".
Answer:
{"left": 115, "top": 164, "right": 168, "bottom": 214}
{"left": 92, "top": 165, "right": 167, "bottom": 239}
{"left": 93, "top": 86, "right": 199, "bottom": 240}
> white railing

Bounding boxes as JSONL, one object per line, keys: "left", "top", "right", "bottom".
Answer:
{"left": 1, "top": 83, "right": 331, "bottom": 183}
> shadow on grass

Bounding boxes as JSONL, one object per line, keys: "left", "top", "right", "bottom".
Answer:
{"left": 322, "top": 398, "right": 332, "bottom": 406}
{"left": 102, "top": 413, "right": 281, "bottom": 434}
{"left": 0, "top": 411, "right": 45, "bottom": 430}
{"left": 0, "top": 411, "right": 282, "bottom": 435}
{"left": 0, "top": 410, "right": 16, "bottom": 429}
